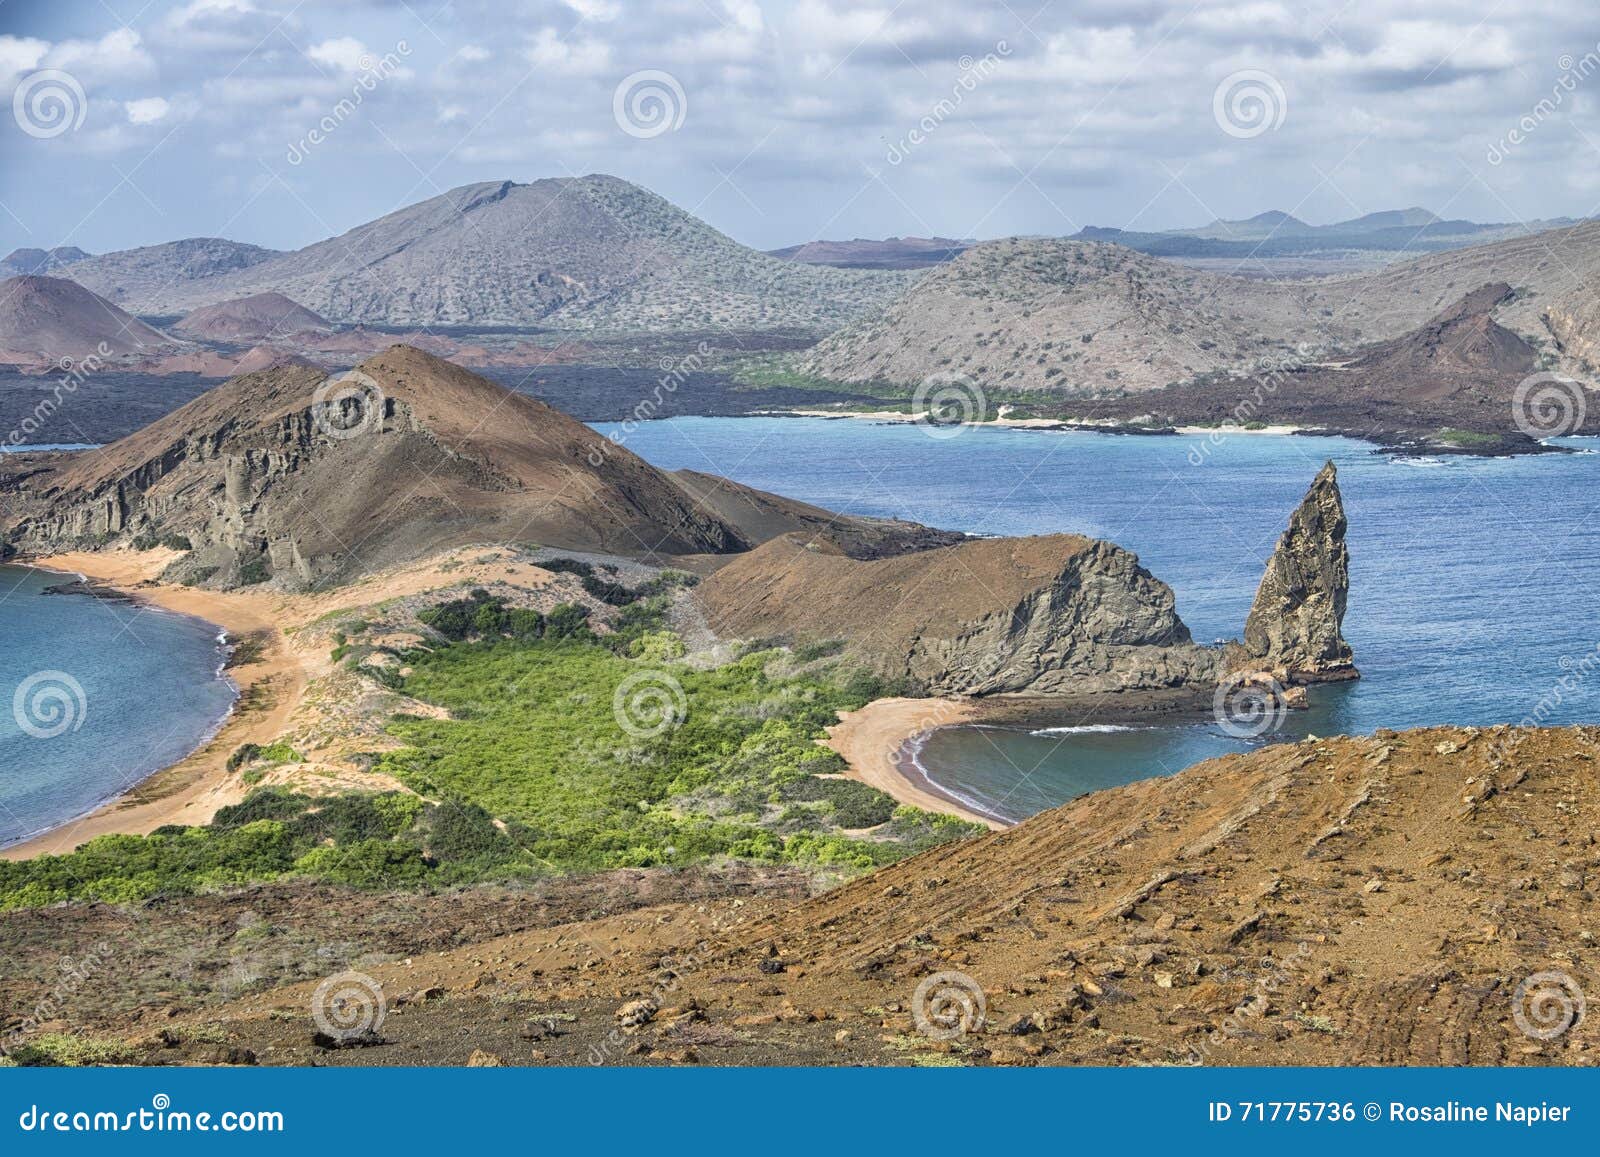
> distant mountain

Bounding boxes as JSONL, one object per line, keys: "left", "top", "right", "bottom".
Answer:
{"left": 1176, "top": 211, "right": 1316, "bottom": 241}
{"left": 0, "top": 275, "right": 174, "bottom": 362}
{"left": 171, "top": 292, "right": 331, "bottom": 343}
{"left": 1073, "top": 208, "right": 1587, "bottom": 260}
{"left": 802, "top": 219, "right": 1600, "bottom": 394}
{"left": 60, "top": 177, "right": 916, "bottom": 334}
{"left": 0, "top": 247, "right": 91, "bottom": 277}
{"left": 1330, "top": 208, "right": 1442, "bottom": 232}
{"left": 765, "top": 236, "right": 972, "bottom": 270}
{"left": 63, "top": 238, "right": 284, "bottom": 310}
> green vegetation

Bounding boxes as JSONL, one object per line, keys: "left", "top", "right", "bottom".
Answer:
{"left": 0, "top": 589, "right": 982, "bottom": 909}
{"left": 378, "top": 619, "right": 976, "bottom": 871}
{"left": 1436, "top": 428, "right": 1501, "bottom": 448}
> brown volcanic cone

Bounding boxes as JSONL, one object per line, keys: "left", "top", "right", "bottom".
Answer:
{"left": 171, "top": 292, "right": 331, "bottom": 343}
{"left": 0, "top": 274, "right": 172, "bottom": 358}
{"left": 0, "top": 345, "right": 945, "bottom": 586}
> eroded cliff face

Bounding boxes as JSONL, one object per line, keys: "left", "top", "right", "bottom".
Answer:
{"left": 1236, "top": 460, "right": 1356, "bottom": 683}
{"left": 697, "top": 533, "right": 1221, "bottom": 697}
{"left": 912, "top": 541, "right": 1221, "bottom": 696}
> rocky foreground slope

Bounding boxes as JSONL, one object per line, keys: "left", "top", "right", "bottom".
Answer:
{"left": 49, "top": 723, "right": 1594, "bottom": 1066}
{"left": 0, "top": 346, "right": 952, "bottom": 585}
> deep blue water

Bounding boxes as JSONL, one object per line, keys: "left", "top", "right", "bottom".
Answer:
{"left": 0, "top": 565, "right": 237, "bottom": 847}
{"left": 594, "top": 416, "right": 1600, "bottom": 822}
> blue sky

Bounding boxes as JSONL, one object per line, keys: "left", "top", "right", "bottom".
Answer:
{"left": 3, "top": 0, "right": 1600, "bottom": 256}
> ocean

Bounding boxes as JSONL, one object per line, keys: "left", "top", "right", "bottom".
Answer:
{"left": 0, "top": 565, "right": 238, "bottom": 847}
{"left": 592, "top": 416, "right": 1600, "bottom": 822}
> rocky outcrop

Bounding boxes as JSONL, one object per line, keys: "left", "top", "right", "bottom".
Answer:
{"left": 0, "top": 346, "right": 953, "bottom": 588}
{"left": 1235, "top": 460, "right": 1356, "bottom": 683}
{"left": 697, "top": 533, "right": 1221, "bottom": 696}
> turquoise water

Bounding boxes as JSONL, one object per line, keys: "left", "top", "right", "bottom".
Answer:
{"left": 0, "top": 565, "right": 237, "bottom": 847}
{"left": 594, "top": 417, "right": 1600, "bottom": 822}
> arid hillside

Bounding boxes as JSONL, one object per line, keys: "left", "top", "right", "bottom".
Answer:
{"left": 24, "top": 724, "right": 1592, "bottom": 1067}
{"left": 0, "top": 275, "right": 174, "bottom": 361}
{"left": 0, "top": 346, "right": 947, "bottom": 584}
{"left": 803, "top": 221, "right": 1600, "bottom": 394}
{"left": 61, "top": 177, "right": 915, "bottom": 334}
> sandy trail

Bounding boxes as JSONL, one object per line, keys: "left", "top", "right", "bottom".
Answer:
{"left": 2, "top": 545, "right": 560, "bottom": 860}
{"left": 822, "top": 696, "right": 1007, "bottom": 830}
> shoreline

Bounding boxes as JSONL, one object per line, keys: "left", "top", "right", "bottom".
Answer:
{"left": 1, "top": 551, "right": 313, "bottom": 861}
{"left": 823, "top": 697, "right": 1009, "bottom": 830}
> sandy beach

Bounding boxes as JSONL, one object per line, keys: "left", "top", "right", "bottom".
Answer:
{"left": 823, "top": 696, "right": 1008, "bottom": 830}
{"left": 1, "top": 550, "right": 312, "bottom": 860}
{"left": 0, "top": 545, "right": 562, "bottom": 861}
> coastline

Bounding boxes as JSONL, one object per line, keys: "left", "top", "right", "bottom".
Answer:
{"left": 763, "top": 407, "right": 1306, "bottom": 438}
{"left": 823, "top": 696, "right": 1009, "bottom": 830}
{"left": 1, "top": 551, "right": 313, "bottom": 861}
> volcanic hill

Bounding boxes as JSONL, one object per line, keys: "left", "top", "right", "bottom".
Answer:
{"left": 0, "top": 274, "right": 174, "bottom": 361}
{"left": 0, "top": 346, "right": 955, "bottom": 586}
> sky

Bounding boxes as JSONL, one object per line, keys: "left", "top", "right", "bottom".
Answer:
{"left": 2, "top": 0, "right": 1600, "bottom": 256}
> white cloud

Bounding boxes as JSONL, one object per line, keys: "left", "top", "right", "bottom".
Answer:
{"left": 562, "top": 0, "right": 620, "bottom": 21}
{"left": 43, "top": 28, "right": 155, "bottom": 82}
{"left": 0, "top": 35, "right": 49, "bottom": 87}
{"left": 524, "top": 27, "right": 611, "bottom": 75}
{"left": 125, "top": 96, "right": 171, "bottom": 124}
{"left": 457, "top": 45, "right": 491, "bottom": 63}
{"left": 307, "top": 37, "right": 373, "bottom": 74}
